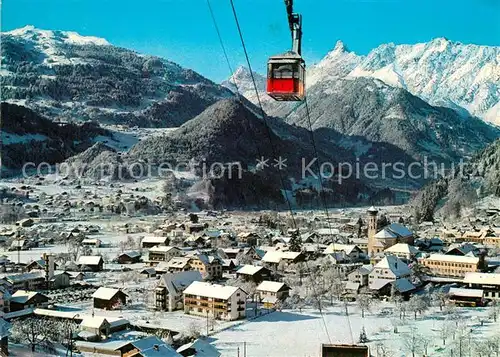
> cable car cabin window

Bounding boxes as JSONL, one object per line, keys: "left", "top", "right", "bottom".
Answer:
{"left": 271, "top": 63, "right": 298, "bottom": 79}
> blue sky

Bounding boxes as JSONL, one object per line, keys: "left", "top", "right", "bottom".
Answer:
{"left": 3, "top": 0, "right": 499, "bottom": 82}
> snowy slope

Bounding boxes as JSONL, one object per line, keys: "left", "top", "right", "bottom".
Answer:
{"left": 1, "top": 26, "right": 234, "bottom": 127}
{"left": 224, "top": 38, "right": 499, "bottom": 124}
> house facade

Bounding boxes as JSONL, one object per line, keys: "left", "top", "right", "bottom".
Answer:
{"left": 420, "top": 254, "right": 482, "bottom": 278}
{"left": 183, "top": 282, "right": 247, "bottom": 321}
{"left": 155, "top": 271, "right": 203, "bottom": 312}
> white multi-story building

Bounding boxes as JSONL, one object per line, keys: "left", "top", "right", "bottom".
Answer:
{"left": 183, "top": 282, "right": 247, "bottom": 321}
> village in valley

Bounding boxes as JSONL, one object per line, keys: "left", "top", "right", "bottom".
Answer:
{"left": 0, "top": 177, "right": 499, "bottom": 357}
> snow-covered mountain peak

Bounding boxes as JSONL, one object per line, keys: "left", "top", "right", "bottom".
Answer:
{"left": 5, "top": 25, "right": 110, "bottom": 46}
{"left": 221, "top": 66, "right": 266, "bottom": 98}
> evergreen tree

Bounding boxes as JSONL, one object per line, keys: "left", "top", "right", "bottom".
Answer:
{"left": 288, "top": 231, "right": 302, "bottom": 252}
{"left": 359, "top": 326, "right": 368, "bottom": 343}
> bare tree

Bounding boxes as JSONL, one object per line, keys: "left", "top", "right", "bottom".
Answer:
{"left": 431, "top": 290, "right": 448, "bottom": 311}
{"left": 402, "top": 326, "right": 423, "bottom": 357}
{"left": 489, "top": 300, "right": 499, "bottom": 322}
{"left": 187, "top": 321, "right": 201, "bottom": 339}
{"left": 374, "top": 342, "right": 394, "bottom": 357}
{"left": 437, "top": 320, "right": 454, "bottom": 346}
{"left": 407, "top": 294, "right": 428, "bottom": 319}
{"left": 10, "top": 318, "right": 61, "bottom": 353}
{"left": 356, "top": 294, "right": 372, "bottom": 318}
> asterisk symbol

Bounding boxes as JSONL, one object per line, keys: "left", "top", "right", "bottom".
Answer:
{"left": 256, "top": 156, "right": 269, "bottom": 170}
{"left": 273, "top": 156, "right": 287, "bottom": 170}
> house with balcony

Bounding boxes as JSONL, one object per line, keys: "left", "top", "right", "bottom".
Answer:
{"left": 155, "top": 271, "right": 203, "bottom": 312}
{"left": 147, "top": 246, "right": 182, "bottom": 265}
{"left": 188, "top": 254, "right": 223, "bottom": 280}
{"left": 183, "top": 281, "right": 247, "bottom": 321}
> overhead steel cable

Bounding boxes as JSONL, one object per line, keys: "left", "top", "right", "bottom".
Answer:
{"left": 304, "top": 97, "right": 355, "bottom": 344}
{"left": 206, "top": 0, "right": 266, "bottom": 210}
{"left": 227, "top": 0, "right": 339, "bottom": 345}
{"left": 228, "top": 0, "right": 297, "bottom": 229}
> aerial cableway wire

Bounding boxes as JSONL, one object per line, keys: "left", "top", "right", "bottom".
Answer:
{"left": 228, "top": 0, "right": 335, "bottom": 344}
{"left": 206, "top": 0, "right": 266, "bottom": 209}
{"left": 228, "top": 0, "right": 297, "bottom": 229}
{"left": 304, "top": 97, "right": 354, "bottom": 344}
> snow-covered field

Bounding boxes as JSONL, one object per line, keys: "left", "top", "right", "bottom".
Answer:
{"left": 211, "top": 304, "right": 499, "bottom": 357}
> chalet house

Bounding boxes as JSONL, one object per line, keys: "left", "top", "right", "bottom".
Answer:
{"left": 445, "top": 243, "right": 478, "bottom": 256}
{"left": 183, "top": 281, "right": 247, "bottom": 321}
{"left": 419, "top": 254, "right": 483, "bottom": 278}
{"left": 77, "top": 256, "right": 104, "bottom": 272}
{"left": 183, "top": 235, "right": 207, "bottom": 247}
{"left": 368, "top": 256, "right": 411, "bottom": 286}
{"left": 221, "top": 259, "right": 238, "bottom": 272}
{"left": 81, "top": 238, "right": 102, "bottom": 247}
{"left": 166, "top": 257, "right": 192, "bottom": 273}
{"left": 5, "top": 272, "right": 45, "bottom": 292}
{"left": 141, "top": 236, "right": 169, "bottom": 249}
{"left": 440, "top": 229, "right": 462, "bottom": 242}
{"left": 323, "top": 244, "right": 362, "bottom": 261}
{"left": 256, "top": 281, "right": 291, "bottom": 308}
{"left": 155, "top": 271, "right": 203, "bottom": 312}
{"left": 140, "top": 268, "right": 157, "bottom": 278}
{"left": 147, "top": 246, "right": 182, "bottom": 264}
{"left": 117, "top": 251, "right": 142, "bottom": 264}
{"left": 79, "top": 316, "right": 111, "bottom": 341}
{"left": 8, "top": 239, "right": 31, "bottom": 251}
{"left": 185, "top": 223, "right": 206, "bottom": 234}
{"left": 236, "top": 265, "right": 272, "bottom": 284}
{"left": 92, "top": 287, "right": 127, "bottom": 310}
{"left": 188, "top": 254, "right": 223, "bottom": 280}
{"left": 383, "top": 243, "right": 419, "bottom": 261}
{"left": 238, "top": 232, "right": 259, "bottom": 246}
{"left": 10, "top": 290, "right": 49, "bottom": 312}
{"left": 348, "top": 265, "right": 373, "bottom": 287}
{"left": 369, "top": 278, "right": 415, "bottom": 298}
{"left": 463, "top": 272, "right": 500, "bottom": 301}
{"left": 49, "top": 271, "right": 71, "bottom": 289}
{"left": 25, "top": 258, "right": 59, "bottom": 272}
{"left": 262, "top": 251, "right": 304, "bottom": 269}
{"left": 222, "top": 248, "right": 241, "bottom": 259}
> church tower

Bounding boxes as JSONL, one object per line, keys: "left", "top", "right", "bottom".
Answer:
{"left": 367, "top": 206, "right": 379, "bottom": 256}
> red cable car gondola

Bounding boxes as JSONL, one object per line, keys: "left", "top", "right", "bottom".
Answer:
{"left": 267, "top": 0, "right": 305, "bottom": 101}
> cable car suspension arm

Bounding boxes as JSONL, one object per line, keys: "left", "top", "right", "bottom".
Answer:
{"left": 284, "top": 0, "right": 302, "bottom": 56}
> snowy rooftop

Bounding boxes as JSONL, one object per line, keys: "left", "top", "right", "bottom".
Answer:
{"left": 77, "top": 255, "right": 103, "bottom": 266}
{"left": 149, "top": 246, "right": 179, "bottom": 253}
{"left": 374, "top": 229, "right": 397, "bottom": 239}
{"left": 183, "top": 281, "right": 242, "bottom": 300}
{"left": 80, "top": 316, "right": 109, "bottom": 329}
{"left": 449, "top": 287, "right": 484, "bottom": 298}
{"left": 92, "top": 287, "right": 125, "bottom": 300}
{"left": 142, "top": 236, "right": 168, "bottom": 243}
{"left": 424, "top": 254, "right": 479, "bottom": 264}
{"left": 374, "top": 256, "right": 411, "bottom": 277}
{"left": 463, "top": 272, "right": 500, "bottom": 286}
{"left": 236, "top": 265, "right": 264, "bottom": 276}
{"left": 384, "top": 243, "right": 419, "bottom": 254}
{"left": 256, "top": 281, "right": 288, "bottom": 293}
